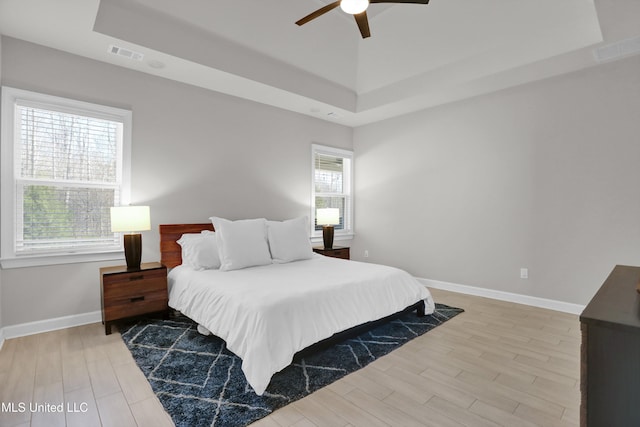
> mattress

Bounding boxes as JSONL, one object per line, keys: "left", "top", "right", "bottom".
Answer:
{"left": 168, "top": 254, "right": 434, "bottom": 395}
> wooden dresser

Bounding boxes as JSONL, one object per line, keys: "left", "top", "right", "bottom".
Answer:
{"left": 100, "top": 262, "right": 169, "bottom": 335}
{"left": 580, "top": 265, "right": 640, "bottom": 426}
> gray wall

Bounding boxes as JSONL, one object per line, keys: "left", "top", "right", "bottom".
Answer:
{"left": 0, "top": 37, "right": 352, "bottom": 327}
{"left": 2, "top": 36, "right": 639, "bottom": 329}
{"left": 352, "top": 54, "right": 640, "bottom": 305}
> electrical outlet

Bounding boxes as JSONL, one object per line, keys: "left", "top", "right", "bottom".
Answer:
{"left": 520, "top": 268, "right": 529, "bottom": 279}
{"left": 364, "top": 250, "right": 369, "bottom": 258}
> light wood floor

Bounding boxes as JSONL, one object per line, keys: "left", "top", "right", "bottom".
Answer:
{"left": 0, "top": 289, "right": 581, "bottom": 427}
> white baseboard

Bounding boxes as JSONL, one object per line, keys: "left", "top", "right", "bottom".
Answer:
{"left": 0, "top": 328, "right": 5, "bottom": 352}
{"left": 418, "top": 277, "right": 585, "bottom": 315}
{"left": 1, "top": 310, "right": 102, "bottom": 340}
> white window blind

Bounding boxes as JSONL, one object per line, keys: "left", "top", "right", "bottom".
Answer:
{"left": 311, "top": 144, "right": 353, "bottom": 237}
{"left": 1, "top": 87, "right": 132, "bottom": 265}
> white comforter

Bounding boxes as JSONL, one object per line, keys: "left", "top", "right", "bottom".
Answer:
{"left": 168, "top": 254, "right": 434, "bottom": 395}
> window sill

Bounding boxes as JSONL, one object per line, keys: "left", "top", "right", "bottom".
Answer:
{"left": 310, "top": 233, "right": 354, "bottom": 245}
{"left": 1, "top": 251, "right": 124, "bottom": 269}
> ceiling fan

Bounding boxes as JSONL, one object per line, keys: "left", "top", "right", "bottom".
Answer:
{"left": 296, "top": 0, "right": 430, "bottom": 39}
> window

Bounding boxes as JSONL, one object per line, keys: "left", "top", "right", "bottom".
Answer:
{"left": 1, "top": 87, "right": 132, "bottom": 267}
{"left": 311, "top": 144, "right": 353, "bottom": 239}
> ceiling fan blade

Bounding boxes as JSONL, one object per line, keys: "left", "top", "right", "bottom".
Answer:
{"left": 354, "top": 12, "right": 371, "bottom": 39}
{"left": 296, "top": 1, "right": 341, "bottom": 26}
{"left": 370, "top": 0, "right": 429, "bottom": 4}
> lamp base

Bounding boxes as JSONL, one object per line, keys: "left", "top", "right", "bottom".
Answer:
{"left": 322, "top": 225, "right": 335, "bottom": 250}
{"left": 124, "top": 233, "right": 143, "bottom": 270}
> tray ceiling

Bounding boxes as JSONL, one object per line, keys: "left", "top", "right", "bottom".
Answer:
{"left": 0, "top": 0, "right": 637, "bottom": 126}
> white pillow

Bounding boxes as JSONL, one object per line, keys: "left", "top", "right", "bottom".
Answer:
{"left": 267, "top": 217, "right": 313, "bottom": 263}
{"left": 177, "top": 231, "right": 221, "bottom": 270}
{"left": 209, "top": 217, "right": 272, "bottom": 271}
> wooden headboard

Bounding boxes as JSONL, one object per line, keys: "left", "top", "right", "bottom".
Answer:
{"left": 159, "top": 223, "right": 214, "bottom": 268}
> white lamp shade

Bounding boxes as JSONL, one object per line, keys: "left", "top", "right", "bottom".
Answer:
{"left": 340, "top": 0, "right": 369, "bottom": 14}
{"left": 316, "top": 208, "right": 340, "bottom": 226}
{"left": 110, "top": 206, "right": 151, "bottom": 232}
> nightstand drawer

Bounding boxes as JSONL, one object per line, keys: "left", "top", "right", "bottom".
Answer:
{"left": 102, "top": 268, "right": 166, "bottom": 285}
{"left": 322, "top": 249, "right": 349, "bottom": 259}
{"left": 312, "top": 246, "right": 350, "bottom": 260}
{"left": 103, "top": 277, "right": 167, "bottom": 305}
{"left": 104, "top": 293, "right": 168, "bottom": 320}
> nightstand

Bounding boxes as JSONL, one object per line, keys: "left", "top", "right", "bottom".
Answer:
{"left": 313, "top": 246, "right": 350, "bottom": 260}
{"left": 100, "top": 262, "right": 169, "bottom": 335}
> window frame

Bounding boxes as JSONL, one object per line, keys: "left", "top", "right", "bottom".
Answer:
{"left": 310, "top": 144, "right": 354, "bottom": 242}
{"left": 1, "top": 87, "right": 132, "bottom": 268}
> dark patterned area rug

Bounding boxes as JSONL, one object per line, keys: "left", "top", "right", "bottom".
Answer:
{"left": 121, "top": 303, "right": 463, "bottom": 427}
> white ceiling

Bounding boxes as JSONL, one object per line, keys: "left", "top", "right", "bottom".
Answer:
{"left": 0, "top": 0, "right": 638, "bottom": 126}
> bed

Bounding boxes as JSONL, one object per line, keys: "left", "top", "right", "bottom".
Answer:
{"left": 160, "top": 222, "right": 435, "bottom": 396}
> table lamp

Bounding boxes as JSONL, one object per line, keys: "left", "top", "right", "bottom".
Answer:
{"left": 317, "top": 208, "right": 340, "bottom": 250}
{"left": 110, "top": 206, "right": 151, "bottom": 270}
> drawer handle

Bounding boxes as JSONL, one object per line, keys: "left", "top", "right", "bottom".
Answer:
{"left": 130, "top": 296, "right": 145, "bottom": 303}
{"left": 129, "top": 275, "right": 144, "bottom": 281}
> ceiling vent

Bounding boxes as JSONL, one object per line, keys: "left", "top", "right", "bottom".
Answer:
{"left": 593, "top": 36, "right": 640, "bottom": 63}
{"left": 108, "top": 45, "right": 144, "bottom": 61}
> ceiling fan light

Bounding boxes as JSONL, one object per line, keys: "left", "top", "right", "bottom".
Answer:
{"left": 340, "top": 0, "right": 369, "bottom": 15}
